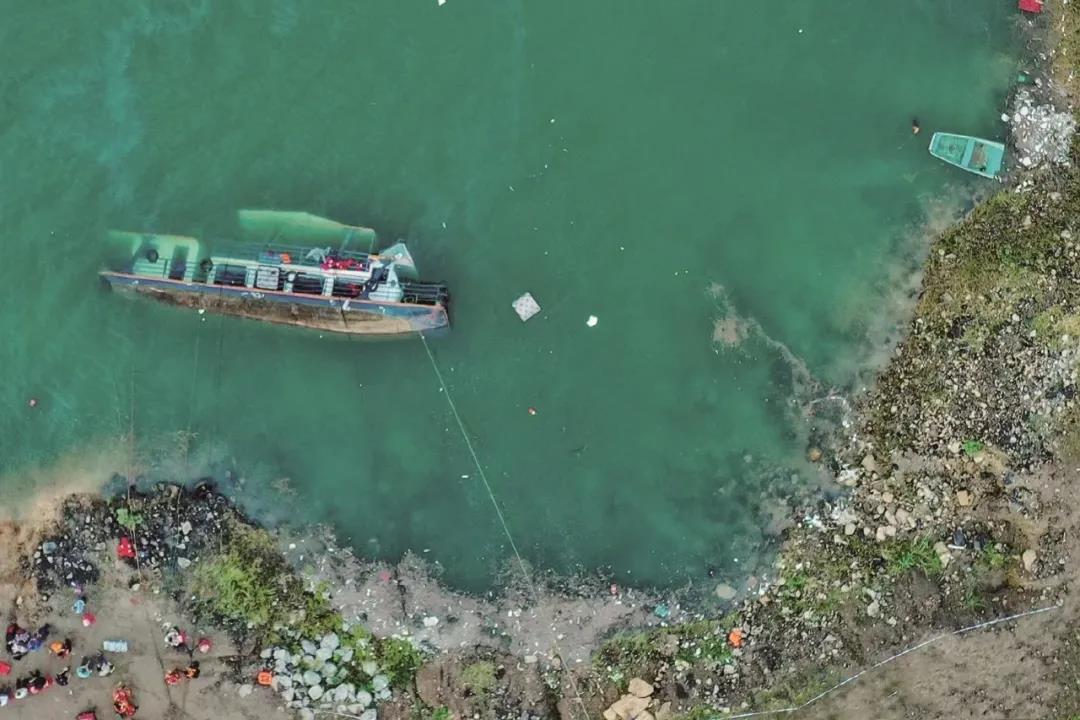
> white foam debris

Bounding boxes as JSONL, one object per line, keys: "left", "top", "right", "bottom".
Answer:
{"left": 512, "top": 292, "right": 541, "bottom": 322}
{"left": 586, "top": 315, "right": 598, "bottom": 327}
{"left": 1007, "top": 89, "right": 1076, "bottom": 168}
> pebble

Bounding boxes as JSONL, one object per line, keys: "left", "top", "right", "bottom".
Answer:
{"left": 238, "top": 684, "right": 253, "bottom": 698}
{"left": 422, "top": 616, "right": 439, "bottom": 628}
{"left": 844, "top": 523, "right": 856, "bottom": 536}
{"left": 320, "top": 633, "right": 340, "bottom": 650}
{"left": 628, "top": 678, "right": 654, "bottom": 698}
{"left": 934, "top": 541, "right": 951, "bottom": 568}
{"left": 303, "top": 670, "right": 321, "bottom": 686}
{"left": 177, "top": 557, "right": 191, "bottom": 569}
{"left": 308, "top": 685, "right": 324, "bottom": 701}
{"left": 956, "top": 490, "right": 971, "bottom": 507}
{"left": 372, "top": 674, "right": 390, "bottom": 692}
{"left": 1023, "top": 549, "right": 1038, "bottom": 572}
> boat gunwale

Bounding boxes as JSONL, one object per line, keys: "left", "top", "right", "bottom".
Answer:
{"left": 99, "top": 270, "right": 448, "bottom": 312}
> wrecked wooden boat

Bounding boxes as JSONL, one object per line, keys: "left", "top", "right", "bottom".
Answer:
{"left": 99, "top": 210, "right": 450, "bottom": 336}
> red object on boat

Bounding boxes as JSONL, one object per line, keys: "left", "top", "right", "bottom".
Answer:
{"left": 117, "top": 537, "right": 136, "bottom": 560}
{"left": 0, "top": 661, "right": 10, "bottom": 676}
{"left": 81, "top": 612, "right": 96, "bottom": 627}
{"left": 1019, "top": 0, "right": 1043, "bottom": 13}
{"left": 77, "top": 712, "right": 98, "bottom": 720}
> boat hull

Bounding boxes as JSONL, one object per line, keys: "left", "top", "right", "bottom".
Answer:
{"left": 928, "top": 132, "right": 1005, "bottom": 179}
{"left": 101, "top": 271, "right": 449, "bottom": 336}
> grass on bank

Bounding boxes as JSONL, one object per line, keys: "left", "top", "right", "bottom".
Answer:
{"left": 189, "top": 520, "right": 424, "bottom": 689}
{"left": 594, "top": 614, "right": 742, "bottom": 683}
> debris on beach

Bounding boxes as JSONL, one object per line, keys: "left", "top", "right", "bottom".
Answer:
{"left": 1006, "top": 89, "right": 1076, "bottom": 168}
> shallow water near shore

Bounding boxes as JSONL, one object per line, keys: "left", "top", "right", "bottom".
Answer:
{"left": 0, "top": 1, "right": 1020, "bottom": 590}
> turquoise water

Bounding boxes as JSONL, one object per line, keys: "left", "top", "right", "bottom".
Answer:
{"left": 0, "top": 1, "right": 1019, "bottom": 590}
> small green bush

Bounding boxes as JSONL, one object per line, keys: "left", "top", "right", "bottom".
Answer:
{"left": 460, "top": 660, "right": 497, "bottom": 694}
{"left": 377, "top": 637, "right": 423, "bottom": 687}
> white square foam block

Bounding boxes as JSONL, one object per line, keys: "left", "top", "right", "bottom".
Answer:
{"left": 512, "top": 292, "right": 541, "bottom": 322}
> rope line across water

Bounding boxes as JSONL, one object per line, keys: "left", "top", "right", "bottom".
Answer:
{"left": 418, "top": 333, "right": 591, "bottom": 720}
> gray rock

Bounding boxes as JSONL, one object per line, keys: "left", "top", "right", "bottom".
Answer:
{"left": 181, "top": 521, "right": 193, "bottom": 535}
{"left": 238, "top": 684, "right": 253, "bottom": 698}
{"left": 355, "top": 690, "right": 373, "bottom": 707}
{"left": 361, "top": 661, "right": 378, "bottom": 676}
{"left": 281, "top": 688, "right": 295, "bottom": 703}
{"left": 301, "top": 639, "right": 317, "bottom": 655}
{"left": 376, "top": 688, "right": 392, "bottom": 701}
{"left": 260, "top": 648, "right": 272, "bottom": 659}
{"left": 303, "top": 670, "right": 321, "bottom": 687}
{"left": 1023, "top": 549, "right": 1038, "bottom": 572}
{"left": 273, "top": 647, "right": 289, "bottom": 661}
{"left": 714, "top": 583, "right": 736, "bottom": 600}
{"left": 372, "top": 674, "right": 390, "bottom": 692}
{"left": 359, "top": 710, "right": 377, "bottom": 720}
{"left": 337, "top": 647, "right": 354, "bottom": 663}
{"left": 177, "top": 557, "right": 192, "bottom": 569}
{"left": 275, "top": 675, "right": 292, "bottom": 689}
{"left": 308, "top": 685, "right": 324, "bottom": 701}
{"left": 315, "top": 647, "right": 333, "bottom": 663}
{"left": 321, "top": 633, "right": 340, "bottom": 650}
{"left": 321, "top": 662, "right": 337, "bottom": 677}
{"left": 333, "top": 683, "right": 355, "bottom": 702}
{"left": 300, "top": 710, "right": 316, "bottom": 720}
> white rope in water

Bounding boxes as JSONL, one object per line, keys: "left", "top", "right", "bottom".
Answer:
{"left": 418, "top": 333, "right": 591, "bottom": 720}
{"left": 727, "top": 603, "right": 1061, "bottom": 719}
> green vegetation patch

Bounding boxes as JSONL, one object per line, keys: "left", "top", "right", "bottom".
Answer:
{"left": 460, "top": 660, "right": 497, "bottom": 694}
{"left": 882, "top": 537, "right": 943, "bottom": 577}
{"left": 594, "top": 613, "right": 742, "bottom": 682}
{"left": 190, "top": 520, "right": 423, "bottom": 690}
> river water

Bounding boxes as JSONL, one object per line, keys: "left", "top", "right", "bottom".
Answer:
{"left": 0, "top": 1, "right": 1020, "bottom": 590}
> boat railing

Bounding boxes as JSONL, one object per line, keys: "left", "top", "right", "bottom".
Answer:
{"left": 206, "top": 241, "right": 373, "bottom": 269}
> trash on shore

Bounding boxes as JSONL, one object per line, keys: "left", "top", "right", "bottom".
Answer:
{"left": 1007, "top": 89, "right": 1076, "bottom": 168}
{"left": 512, "top": 292, "right": 541, "bottom": 322}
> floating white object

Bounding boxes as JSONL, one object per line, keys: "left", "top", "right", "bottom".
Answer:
{"left": 512, "top": 292, "right": 541, "bottom": 322}
{"left": 586, "top": 315, "right": 598, "bottom": 327}
{"left": 438, "top": 0, "right": 446, "bottom": 5}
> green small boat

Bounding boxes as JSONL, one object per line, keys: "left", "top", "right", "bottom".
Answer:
{"left": 928, "top": 132, "right": 1005, "bottom": 179}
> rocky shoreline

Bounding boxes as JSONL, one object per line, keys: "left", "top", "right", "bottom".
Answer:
{"left": 4, "top": 7, "right": 1080, "bottom": 720}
